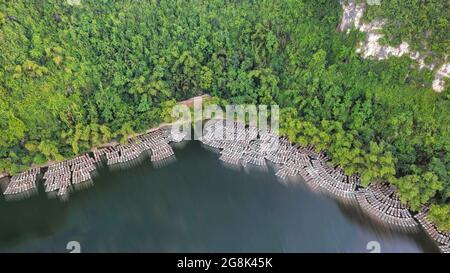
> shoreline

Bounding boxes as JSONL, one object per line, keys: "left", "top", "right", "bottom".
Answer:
{"left": 2, "top": 95, "right": 211, "bottom": 180}
{"left": 1, "top": 110, "right": 448, "bottom": 253}
{"left": 198, "top": 119, "right": 450, "bottom": 252}
{"left": 339, "top": 0, "right": 449, "bottom": 92}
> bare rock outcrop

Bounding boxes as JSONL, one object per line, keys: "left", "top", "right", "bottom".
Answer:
{"left": 339, "top": 0, "right": 448, "bottom": 93}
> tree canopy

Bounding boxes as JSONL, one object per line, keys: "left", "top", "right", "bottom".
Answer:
{"left": 0, "top": 0, "right": 448, "bottom": 229}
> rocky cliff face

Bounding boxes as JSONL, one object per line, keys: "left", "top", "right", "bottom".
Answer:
{"left": 339, "top": 0, "right": 448, "bottom": 93}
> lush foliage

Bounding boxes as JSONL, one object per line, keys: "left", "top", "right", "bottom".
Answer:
{"left": 0, "top": 1, "right": 448, "bottom": 228}
{"left": 428, "top": 204, "right": 450, "bottom": 232}
{"left": 362, "top": 0, "right": 449, "bottom": 63}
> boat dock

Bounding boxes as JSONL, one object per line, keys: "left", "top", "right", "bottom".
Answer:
{"left": 309, "top": 160, "right": 359, "bottom": 200}
{"left": 71, "top": 154, "right": 96, "bottom": 185}
{"left": 3, "top": 118, "right": 449, "bottom": 251}
{"left": 219, "top": 125, "right": 252, "bottom": 165}
{"left": 356, "top": 183, "right": 418, "bottom": 228}
{"left": 200, "top": 119, "right": 228, "bottom": 149}
{"left": 439, "top": 245, "right": 449, "bottom": 253}
{"left": 137, "top": 130, "right": 175, "bottom": 162}
{"left": 415, "top": 207, "right": 450, "bottom": 250}
{"left": 3, "top": 168, "right": 40, "bottom": 198}
{"left": 200, "top": 119, "right": 442, "bottom": 233}
{"left": 2, "top": 125, "right": 182, "bottom": 200}
{"left": 241, "top": 140, "right": 267, "bottom": 167}
{"left": 43, "top": 154, "right": 96, "bottom": 198}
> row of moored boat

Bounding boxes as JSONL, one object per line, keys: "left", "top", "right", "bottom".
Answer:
{"left": 2, "top": 127, "right": 184, "bottom": 200}
{"left": 199, "top": 118, "right": 450, "bottom": 252}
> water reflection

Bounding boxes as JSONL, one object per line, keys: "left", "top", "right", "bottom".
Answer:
{"left": 0, "top": 141, "right": 439, "bottom": 253}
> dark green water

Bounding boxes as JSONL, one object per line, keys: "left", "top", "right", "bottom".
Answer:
{"left": 0, "top": 141, "right": 439, "bottom": 252}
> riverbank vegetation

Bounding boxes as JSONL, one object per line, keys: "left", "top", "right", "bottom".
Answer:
{"left": 0, "top": 1, "right": 448, "bottom": 230}
{"left": 362, "top": 0, "right": 449, "bottom": 63}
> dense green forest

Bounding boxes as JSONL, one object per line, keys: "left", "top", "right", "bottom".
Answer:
{"left": 0, "top": 1, "right": 448, "bottom": 229}
{"left": 363, "top": 0, "right": 449, "bottom": 63}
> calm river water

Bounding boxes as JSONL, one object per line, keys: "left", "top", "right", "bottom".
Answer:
{"left": 0, "top": 141, "right": 439, "bottom": 252}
